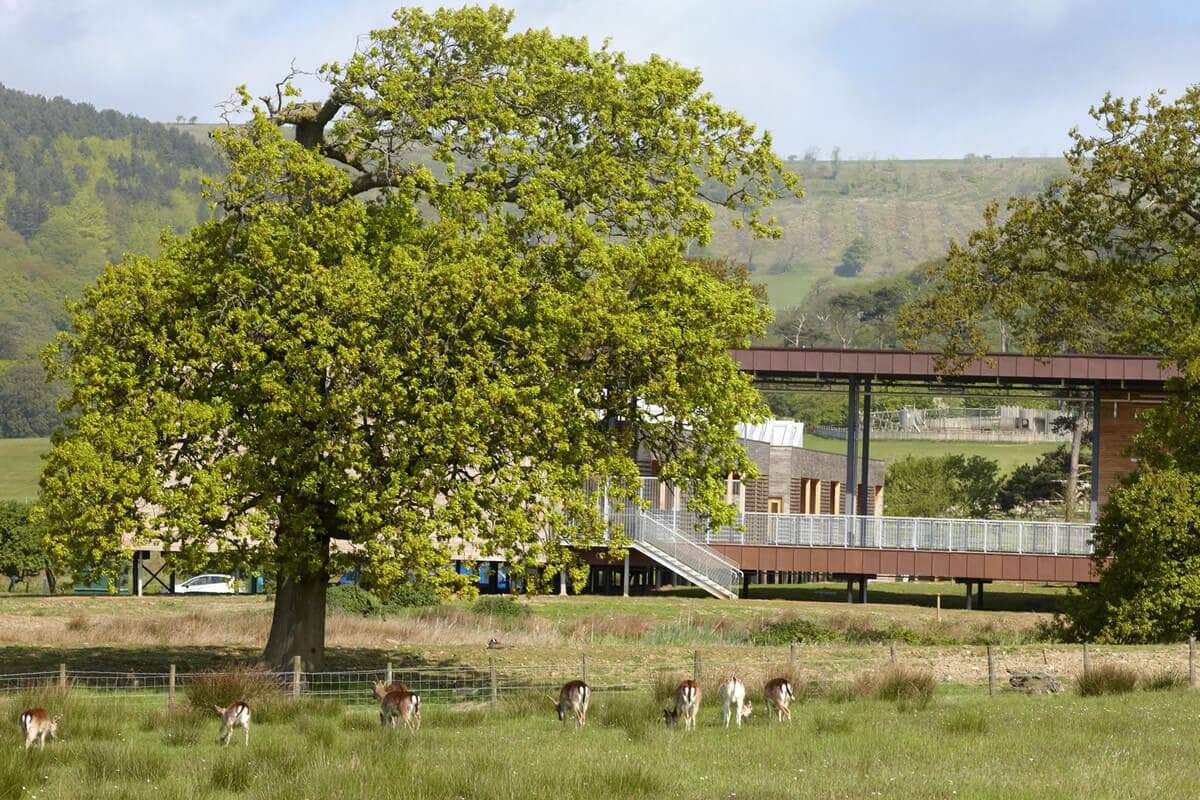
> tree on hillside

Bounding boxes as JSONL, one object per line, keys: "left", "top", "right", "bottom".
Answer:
{"left": 38, "top": 6, "right": 797, "bottom": 669}
{"left": 899, "top": 84, "right": 1200, "bottom": 640}
{"left": 0, "top": 501, "right": 49, "bottom": 592}
{"left": 836, "top": 235, "right": 870, "bottom": 277}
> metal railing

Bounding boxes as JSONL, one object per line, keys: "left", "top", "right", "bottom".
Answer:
{"left": 611, "top": 505, "right": 742, "bottom": 599}
{"left": 648, "top": 509, "right": 1094, "bottom": 556}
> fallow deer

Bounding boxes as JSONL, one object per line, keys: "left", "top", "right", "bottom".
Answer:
{"left": 215, "top": 701, "right": 251, "bottom": 746}
{"left": 548, "top": 680, "right": 590, "bottom": 729}
{"left": 763, "top": 677, "right": 794, "bottom": 723}
{"left": 380, "top": 688, "right": 421, "bottom": 732}
{"left": 372, "top": 679, "right": 410, "bottom": 700}
{"left": 663, "top": 679, "right": 701, "bottom": 731}
{"left": 717, "top": 676, "right": 752, "bottom": 728}
{"left": 19, "top": 708, "right": 59, "bottom": 751}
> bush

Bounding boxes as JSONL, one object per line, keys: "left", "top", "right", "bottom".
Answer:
{"left": 1142, "top": 670, "right": 1187, "bottom": 691}
{"left": 383, "top": 582, "right": 441, "bottom": 610}
{"left": 326, "top": 584, "right": 384, "bottom": 617}
{"left": 1075, "top": 663, "right": 1139, "bottom": 696}
{"left": 472, "top": 596, "right": 532, "bottom": 620}
{"left": 749, "top": 617, "right": 839, "bottom": 645}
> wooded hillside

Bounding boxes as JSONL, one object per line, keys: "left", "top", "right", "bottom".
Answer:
{"left": 0, "top": 81, "right": 1069, "bottom": 438}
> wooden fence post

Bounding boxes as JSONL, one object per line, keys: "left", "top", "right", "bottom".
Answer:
{"left": 582, "top": 654, "right": 590, "bottom": 685}
{"left": 489, "top": 657, "right": 498, "bottom": 707}
{"left": 1082, "top": 643, "right": 1090, "bottom": 675}
{"left": 936, "top": 594, "right": 941, "bottom": 622}
{"left": 693, "top": 651, "right": 701, "bottom": 684}
{"left": 385, "top": 661, "right": 393, "bottom": 686}
{"left": 59, "top": 663, "right": 67, "bottom": 690}
{"left": 890, "top": 641, "right": 896, "bottom": 665}
{"left": 987, "top": 646, "right": 995, "bottom": 697}
{"left": 1190, "top": 636, "right": 1196, "bottom": 689}
{"left": 292, "top": 655, "right": 302, "bottom": 698}
{"left": 168, "top": 664, "right": 176, "bottom": 710}
{"left": 789, "top": 643, "right": 797, "bottom": 670}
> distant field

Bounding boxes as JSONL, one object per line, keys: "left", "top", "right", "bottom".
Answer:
{"left": 803, "top": 433, "right": 1060, "bottom": 476}
{"left": 0, "top": 436, "right": 46, "bottom": 501}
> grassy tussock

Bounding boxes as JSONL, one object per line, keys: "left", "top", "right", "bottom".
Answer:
{"left": 1076, "top": 663, "right": 1140, "bottom": 696}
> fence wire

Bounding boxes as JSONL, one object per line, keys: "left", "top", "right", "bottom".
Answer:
{"left": 2, "top": 644, "right": 1195, "bottom": 707}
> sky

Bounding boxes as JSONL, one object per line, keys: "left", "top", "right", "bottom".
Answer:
{"left": 2, "top": 0, "right": 1199, "bottom": 160}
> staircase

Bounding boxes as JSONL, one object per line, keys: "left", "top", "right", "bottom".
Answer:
{"left": 611, "top": 506, "right": 741, "bottom": 600}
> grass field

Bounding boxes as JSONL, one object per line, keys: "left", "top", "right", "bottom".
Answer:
{"left": 4, "top": 593, "right": 1199, "bottom": 798}
{"left": 803, "top": 433, "right": 1061, "bottom": 476}
{"left": 0, "top": 437, "right": 45, "bottom": 502}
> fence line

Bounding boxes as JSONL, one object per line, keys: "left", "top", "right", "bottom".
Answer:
{"left": 2, "top": 642, "right": 1196, "bottom": 705}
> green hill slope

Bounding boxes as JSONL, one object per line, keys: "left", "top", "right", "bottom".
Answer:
{"left": 702, "top": 155, "right": 1069, "bottom": 307}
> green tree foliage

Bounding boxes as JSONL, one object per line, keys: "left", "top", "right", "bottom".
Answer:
{"left": 884, "top": 454, "right": 1000, "bottom": 518}
{"left": 0, "top": 500, "right": 47, "bottom": 590}
{"left": 38, "top": 7, "right": 796, "bottom": 669}
{"left": 1059, "top": 469, "right": 1200, "bottom": 642}
{"left": 997, "top": 445, "right": 1074, "bottom": 513}
{"left": 836, "top": 235, "right": 871, "bottom": 277}
{"left": 900, "top": 85, "right": 1200, "bottom": 641}
{"left": 0, "top": 357, "right": 64, "bottom": 437}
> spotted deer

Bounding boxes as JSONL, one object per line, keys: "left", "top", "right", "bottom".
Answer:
{"left": 663, "top": 679, "right": 701, "bottom": 730}
{"left": 548, "top": 680, "right": 590, "bottom": 730}
{"left": 717, "top": 677, "right": 752, "bottom": 728}
{"left": 372, "top": 679, "right": 410, "bottom": 700}
{"left": 379, "top": 688, "right": 421, "bottom": 732}
{"left": 763, "top": 678, "right": 794, "bottom": 723}
{"left": 215, "top": 701, "right": 251, "bottom": 746}
{"left": 19, "top": 708, "right": 59, "bottom": 751}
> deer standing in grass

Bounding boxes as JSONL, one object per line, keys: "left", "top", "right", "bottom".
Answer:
{"left": 373, "top": 681, "right": 421, "bottom": 732}
{"left": 19, "top": 708, "right": 59, "bottom": 751}
{"left": 215, "top": 701, "right": 251, "bottom": 746}
{"left": 763, "top": 678, "right": 794, "bottom": 723}
{"left": 548, "top": 680, "right": 590, "bottom": 730}
{"left": 717, "top": 677, "right": 752, "bottom": 728}
{"left": 663, "top": 680, "right": 701, "bottom": 730}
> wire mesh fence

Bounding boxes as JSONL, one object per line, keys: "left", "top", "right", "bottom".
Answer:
{"left": 2, "top": 641, "right": 1196, "bottom": 707}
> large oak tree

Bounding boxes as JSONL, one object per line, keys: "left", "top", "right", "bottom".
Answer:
{"left": 38, "top": 6, "right": 795, "bottom": 667}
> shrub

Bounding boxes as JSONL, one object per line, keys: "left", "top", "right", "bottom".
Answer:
{"left": 383, "top": 581, "right": 441, "bottom": 610}
{"left": 326, "top": 584, "right": 384, "bottom": 617}
{"left": 749, "top": 617, "right": 839, "bottom": 645}
{"left": 472, "top": 596, "right": 532, "bottom": 620}
{"left": 1076, "top": 663, "right": 1139, "bottom": 696}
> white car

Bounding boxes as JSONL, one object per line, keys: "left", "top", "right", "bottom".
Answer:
{"left": 174, "top": 574, "right": 240, "bottom": 594}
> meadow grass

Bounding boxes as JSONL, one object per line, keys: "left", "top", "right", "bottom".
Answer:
{"left": 2, "top": 685, "right": 1199, "bottom": 799}
{"left": 804, "top": 434, "right": 1063, "bottom": 477}
{"left": 0, "top": 437, "right": 46, "bottom": 502}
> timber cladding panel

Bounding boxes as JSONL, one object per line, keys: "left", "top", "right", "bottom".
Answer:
{"left": 1097, "top": 392, "right": 1157, "bottom": 507}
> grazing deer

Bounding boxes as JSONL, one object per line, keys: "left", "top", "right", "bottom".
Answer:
{"left": 487, "top": 638, "right": 508, "bottom": 650}
{"left": 380, "top": 688, "right": 421, "bottom": 733}
{"left": 763, "top": 678, "right": 794, "bottom": 723}
{"left": 371, "top": 679, "right": 410, "bottom": 700}
{"left": 548, "top": 680, "right": 590, "bottom": 729}
{"left": 19, "top": 708, "right": 59, "bottom": 751}
{"left": 215, "top": 701, "right": 251, "bottom": 746}
{"left": 717, "top": 677, "right": 752, "bottom": 728}
{"left": 663, "top": 680, "right": 701, "bottom": 731}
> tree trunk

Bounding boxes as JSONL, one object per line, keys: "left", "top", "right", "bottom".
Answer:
{"left": 262, "top": 553, "right": 330, "bottom": 670}
{"left": 1065, "top": 414, "right": 1084, "bottom": 523}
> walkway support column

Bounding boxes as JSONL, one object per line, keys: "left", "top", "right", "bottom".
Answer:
{"left": 845, "top": 378, "right": 859, "bottom": 547}
{"left": 1091, "top": 382, "right": 1101, "bottom": 523}
{"left": 858, "top": 380, "right": 872, "bottom": 546}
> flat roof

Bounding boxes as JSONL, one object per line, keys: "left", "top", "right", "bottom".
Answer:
{"left": 731, "top": 348, "right": 1173, "bottom": 390}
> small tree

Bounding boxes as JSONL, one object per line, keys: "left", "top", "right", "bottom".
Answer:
{"left": 1059, "top": 469, "right": 1200, "bottom": 642}
{"left": 836, "top": 236, "right": 870, "bottom": 277}
{"left": 0, "top": 501, "right": 49, "bottom": 591}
